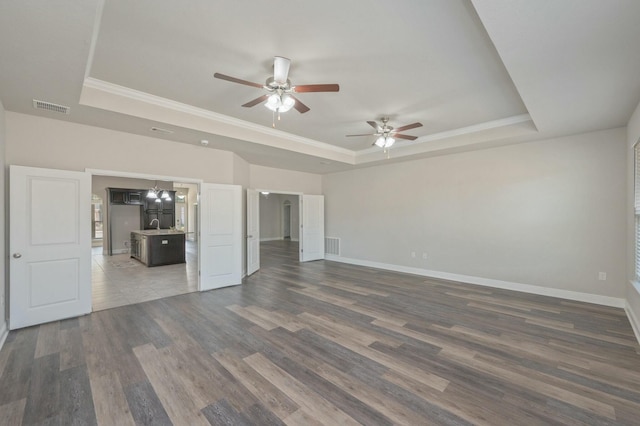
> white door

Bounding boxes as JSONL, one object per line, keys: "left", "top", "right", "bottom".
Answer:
{"left": 9, "top": 165, "right": 92, "bottom": 329}
{"left": 246, "top": 189, "right": 260, "bottom": 275}
{"left": 300, "top": 195, "right": 325, "bottom": 262}
{"left": 199, "top": 183, "right": 242, "bottom": 291}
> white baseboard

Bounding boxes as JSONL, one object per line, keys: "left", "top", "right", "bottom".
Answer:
{"left": 260, "top": 237, "right": 281, "bottom": 242}
{"left": 625, "top": 301, "right": 640, "bottom": 346}
{"left": 325, "top": 255, "right": 626, "bottom": 308}
{"left": 0, "top": 320, "right": 8, "bottom": 352}
{"left": 626, "top": 280, "right": 640, "bottom": 345}
{"left": 112, "top": 248, "right": 129, "bottom": 254}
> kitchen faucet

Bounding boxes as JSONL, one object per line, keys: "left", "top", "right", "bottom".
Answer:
{"left": 149, "top": 218, "right": 160, "bottom": 230}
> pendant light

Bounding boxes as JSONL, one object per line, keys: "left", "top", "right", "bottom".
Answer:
{"left": 146, "top": 182, "right": 171, "bottom": 201}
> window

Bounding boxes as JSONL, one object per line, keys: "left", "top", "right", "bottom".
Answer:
{"left": 92, "top": 194, "right": 103, "bottom": 240}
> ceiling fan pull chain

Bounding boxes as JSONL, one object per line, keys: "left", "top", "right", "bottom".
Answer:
{"left": 272, "top": 110, "right": 276, "bottom": 128}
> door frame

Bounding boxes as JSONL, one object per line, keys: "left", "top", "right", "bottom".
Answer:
{"left": 87, "top": 169, "right": 206, "bottom": 291}
{"left": 251, "top": 189, "right": 303, "bottom": 261}
{"left": 282, "top": 201, "right": 292, "bottom": 239}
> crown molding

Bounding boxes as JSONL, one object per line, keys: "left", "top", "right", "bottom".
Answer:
{"left": 356, "top": 113, "right": 534, "bottom": 157}
{"left": 81, "top": 77, "right": 355, "bottom": 162}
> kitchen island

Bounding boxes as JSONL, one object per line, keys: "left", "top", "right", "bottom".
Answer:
{"left": 130, "top": 230, "right": 186, "bottom": 267}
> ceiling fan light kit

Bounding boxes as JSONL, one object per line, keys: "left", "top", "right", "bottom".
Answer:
{"left": 214, "top": 56, "right": 339, "bottom": 125}
{"left": 265, "top": 93, "right": 295, "bottom": 113}
{"left": 374, "top": 136, "right": 395, "bottom": 148}
{"left": 215, "top": 57, "right": 420, "bottom": 150}
{"left": 347, "top": 117, "right": 423, "bottom": 151}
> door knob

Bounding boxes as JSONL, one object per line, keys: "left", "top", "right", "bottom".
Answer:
{"left": 247, "top": 235, "right": 253, "bottom": 239}
{"left": 13, "top": 253, "right": 22, "bottom": 259}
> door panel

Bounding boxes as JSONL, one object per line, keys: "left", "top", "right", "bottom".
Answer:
{"left": 301, "top": 195, "right": 325, "bottom": 262}
{"left": 10, "top": 166, "right": 91, "bottom": 329}
{"left": 246, "top": 189, "right": 260, "bottom": 275}
{"left": 199, "top": 183, "right": 242, "bottom": 291}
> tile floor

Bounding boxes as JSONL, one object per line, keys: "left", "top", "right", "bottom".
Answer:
{"left": 91, "top": 240, "right": 198, "bottom": 311}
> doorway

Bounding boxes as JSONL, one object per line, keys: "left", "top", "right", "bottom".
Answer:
{"left": 90, "top": 174, "right": 200, "bottom": 311}
{"left": 246, "top": 191, "right": 302, "bottom": 276}
{"left": 283, "top": 201, "right": 291, "bottom": 240}
{"left": 9, "top": 165, "right": 242, "bottom": 329}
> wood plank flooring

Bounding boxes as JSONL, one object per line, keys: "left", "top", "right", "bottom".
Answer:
{"left": 1, "top": 240, "right": 640, "bottom": 425}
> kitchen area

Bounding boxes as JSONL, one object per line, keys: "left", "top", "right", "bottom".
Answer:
{"left": 91, "top": 176, "right": 199, "bottom": 311}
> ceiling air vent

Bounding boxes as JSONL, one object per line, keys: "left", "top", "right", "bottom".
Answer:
{"left": 32, "top": 99, "right": 70, "bottom": 115}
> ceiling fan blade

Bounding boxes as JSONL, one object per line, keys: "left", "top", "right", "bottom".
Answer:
{"left": 366, "top": 121, "right": 380, "bottom": 131}
{"left": 345, "top": 133, "right": 376, "bottom": 137}
{"left": 394, "top": 122, "right": 423, "bottom": 132}
{"left": 393, "top": 133, "right": 418, "bottom": 141}
{"left": 273, "top": 56, "right": 291, "bottom": 84}
{"left": 290, "top": 95, "right": 310, "bottom": 113}
{"left": 293, "top": 84, "right": 340, "bottom": 93}
{"left": 242, "top": 94, "right": 269, "bottom": 108}
{"left": 214, "top": 73, "right": 264, "bottom": 88}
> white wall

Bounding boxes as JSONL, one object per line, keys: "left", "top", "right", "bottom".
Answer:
{"left": 6, "top": 112, "right": 235, "bottom": 183}
{"left": 626, "top": 99, "right": 640, "bottom": 339}
{"left": 259, "top": 194, "right": 281, "bottom": 240}
{"left": 324, "top": 128, "right": 627, "bottom": 301}
{"left": 0, "top": 101, "right": 7, "bottom": 348}
{"left": 250, "top": 164, "right": 322, "bottom": 194}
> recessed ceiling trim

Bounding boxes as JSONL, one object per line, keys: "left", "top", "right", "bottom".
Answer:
{"left": 81, "top": 77, "right": 355, "bottom": 164}
{"left": 356, "top": 113, "right": 534, "bottom": 155}
{"left": 355, "top": 115, "right": 537, "bottom": 164}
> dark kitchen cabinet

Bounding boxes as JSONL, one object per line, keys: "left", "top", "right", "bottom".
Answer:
{"left": 141, "top": 191, "right": 175, "bottom": 229}
{"left": 127, "top": 191, "right": 144, "bottom": 205}
{"left": 130, "top": 231, "right": 185, "bottom": 267}
{"left": 108, "top": 188, "right": 145, "bottom": 205}
{"left": 108, "top": 189, "right": 127, "bottom": 204}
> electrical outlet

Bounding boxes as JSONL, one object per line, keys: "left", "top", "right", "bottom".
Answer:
{"left": 422, "top": 252, "right": 428, "bottom": 259}
{"left": 411, "top": 252, "right": 416, "bottom": 258}
{"left": 598, "top": 272, "right": 607, "bottom": 281}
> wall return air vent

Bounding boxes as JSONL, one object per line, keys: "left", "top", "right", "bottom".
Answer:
{"left": 33, "top": 99, "right": 70, "bottom": 115}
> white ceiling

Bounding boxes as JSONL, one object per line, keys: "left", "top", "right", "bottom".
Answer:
{"left": 1, "top": 0, "right": 639, "bottom": 174}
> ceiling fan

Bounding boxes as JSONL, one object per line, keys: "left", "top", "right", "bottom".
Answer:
{"left": 214, "top": 56, "right": 339, "bottom": 116}
{"left": 346, "top": 117, "right": 423, "bottom": 149}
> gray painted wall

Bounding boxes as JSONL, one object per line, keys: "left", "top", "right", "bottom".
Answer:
{"left": 324, "top": 127, "right": 627, "bottom": 299}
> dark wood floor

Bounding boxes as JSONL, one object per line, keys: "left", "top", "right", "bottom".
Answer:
{"left": 1, "top": 240, "right": 640, "bottom": 425}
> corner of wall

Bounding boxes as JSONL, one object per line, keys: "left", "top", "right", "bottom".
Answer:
{"left": 626, "top": 282, "right": 640, "bottom": 345}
